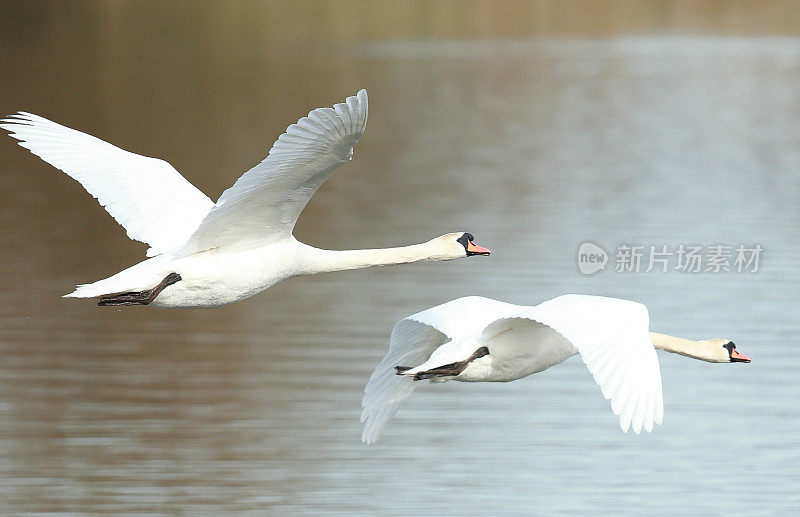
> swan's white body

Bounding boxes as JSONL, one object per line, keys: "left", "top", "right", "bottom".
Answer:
{"left": 58, "top": 235, "right": 475, "bottom": 308}
{"left": 361, "top": 295, "right": 747, "bottom": 444}
{"left": 3, "top": 90, "right": 486, "bottom": 308}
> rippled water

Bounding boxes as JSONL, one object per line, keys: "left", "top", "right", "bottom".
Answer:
{"left": 1, "top": 4, "right": 799, "bottom": 515}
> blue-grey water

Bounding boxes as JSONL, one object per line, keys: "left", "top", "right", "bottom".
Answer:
{"left": 0, "top": 3, "right": 798, "bottom": 515}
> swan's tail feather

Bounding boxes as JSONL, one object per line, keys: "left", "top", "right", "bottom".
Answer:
{"left": 64, "top": 282, "right": 126, "bottom": 299}
{"left": 63, "top": 262, "right": 166, "bottom": 299}
{"left": 64, "top": 287, "right": 85, "bottom": 298}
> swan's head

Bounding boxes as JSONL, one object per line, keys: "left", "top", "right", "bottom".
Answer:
{"left": 429, "top": 232, "right": 491, "bottom": 260}
{"left": 702, "top": 339, "right": 751, "bottom": 363}
{"left": 458, "top": 233, "right": 491, "bottom": 257}
{"left": 721, "top": 340, "right": 751, "bottom": 363}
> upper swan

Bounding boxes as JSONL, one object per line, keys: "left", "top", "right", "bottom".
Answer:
{"left": 2, "top": 90, "right": 490, "bottom": 308}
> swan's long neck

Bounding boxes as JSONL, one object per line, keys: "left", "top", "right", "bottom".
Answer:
{"left": 649, "top": 332, "right": 723, "bottom": 363}
{"left": 298, "top": 241, "right": 450, "bottom": 275}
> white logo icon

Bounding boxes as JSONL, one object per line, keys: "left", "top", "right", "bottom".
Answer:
{"left": 577, "top": 242, "right": 608, "bottom": 275}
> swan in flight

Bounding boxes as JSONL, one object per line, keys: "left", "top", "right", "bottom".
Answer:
{"left": 2, "top": 90, "right": 490, "bottom": 308}
{"left": 361, "top": 295, "right": 750, "bottom": 443}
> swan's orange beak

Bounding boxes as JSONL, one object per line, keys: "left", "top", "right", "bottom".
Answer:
{"left": 731, "top": 349, "right": 751, "bottom": 363}
{"left": 467, "top": 240, "right": 491, "bottom": 256}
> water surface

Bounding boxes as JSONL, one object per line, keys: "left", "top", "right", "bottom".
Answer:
{"left": 0, "top": 4, "right": 799, "bottom": 515}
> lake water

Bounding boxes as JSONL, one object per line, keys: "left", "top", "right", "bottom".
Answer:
{"left": 0, "top": 3, "right": 798, "bottom": 515}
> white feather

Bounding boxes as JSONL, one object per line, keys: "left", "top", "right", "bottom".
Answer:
{"left": 360, "top": 320, "right": 448, "bottom": 445}
{"left": 178, "top": 89, "right": 368, "bottom": 255}
{"left": 1, "top": 112, "right": 213, "bottom": 256}
{"left": 2, "top": 91, "right": 366, "bottom": 261}
{"left": 361, "top": 296, "right": 518, "bottom": 444}
{"left": 361, "top": 295, "right": 668, "bottom": 443}
{"left": 4, "top": 90, "right": 478, "bottom": 308}
{"left": 514, "top": 295, "right": 663, "bottom": 435}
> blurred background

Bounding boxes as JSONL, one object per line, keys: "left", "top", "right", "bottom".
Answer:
{"left": 1, "top": 1, "right": 798, "bottom": 514}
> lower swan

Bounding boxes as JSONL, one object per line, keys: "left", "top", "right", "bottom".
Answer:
{"left": 361, "top": 294, "right": 750, "bottom": 443}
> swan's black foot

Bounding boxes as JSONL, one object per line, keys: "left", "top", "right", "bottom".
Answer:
{"left": 401, "top": 346, "right": 490, "bottom": 381}
{"left": 98, "top": 273, "right": 182, "bottom": 306}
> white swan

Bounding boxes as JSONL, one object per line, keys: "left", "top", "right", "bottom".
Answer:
{"left": 2, "top": 90, "right": 490, "bottom": 308}
{"left": 361, "top": 295, "right": 750, "bottom": 443}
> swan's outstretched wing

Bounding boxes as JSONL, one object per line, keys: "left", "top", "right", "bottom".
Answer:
{"left": 1, "top": 113, "right": 214, "bottom": 257}
{"left": 503, "top": 294, "right": 664, "bottom": 434}
{"left": 361, "top": 296, "right": 521, "bottom": 444}
{"left": 361, "top": 319, "right": 449, "bottom": 444}
{"left": 178, "top": 89, "right": 369, "bottom": 255}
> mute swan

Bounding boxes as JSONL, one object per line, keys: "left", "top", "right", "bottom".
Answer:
{"left": 2, "top": 90, "right": 490, "bottom": 308}
{"left": 361, "top": 295, "right": 750, "bottom": 443}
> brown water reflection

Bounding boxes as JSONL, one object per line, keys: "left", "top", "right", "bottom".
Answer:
{"left": 1, "top": 2, "right": 799, "bottom": 514}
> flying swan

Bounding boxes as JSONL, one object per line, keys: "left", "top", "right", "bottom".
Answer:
{"left": 2, "top": 90, "right": 490, "bottom": 308}
{"left": 361, "top": 294, "right": 750, "bottom": 443}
